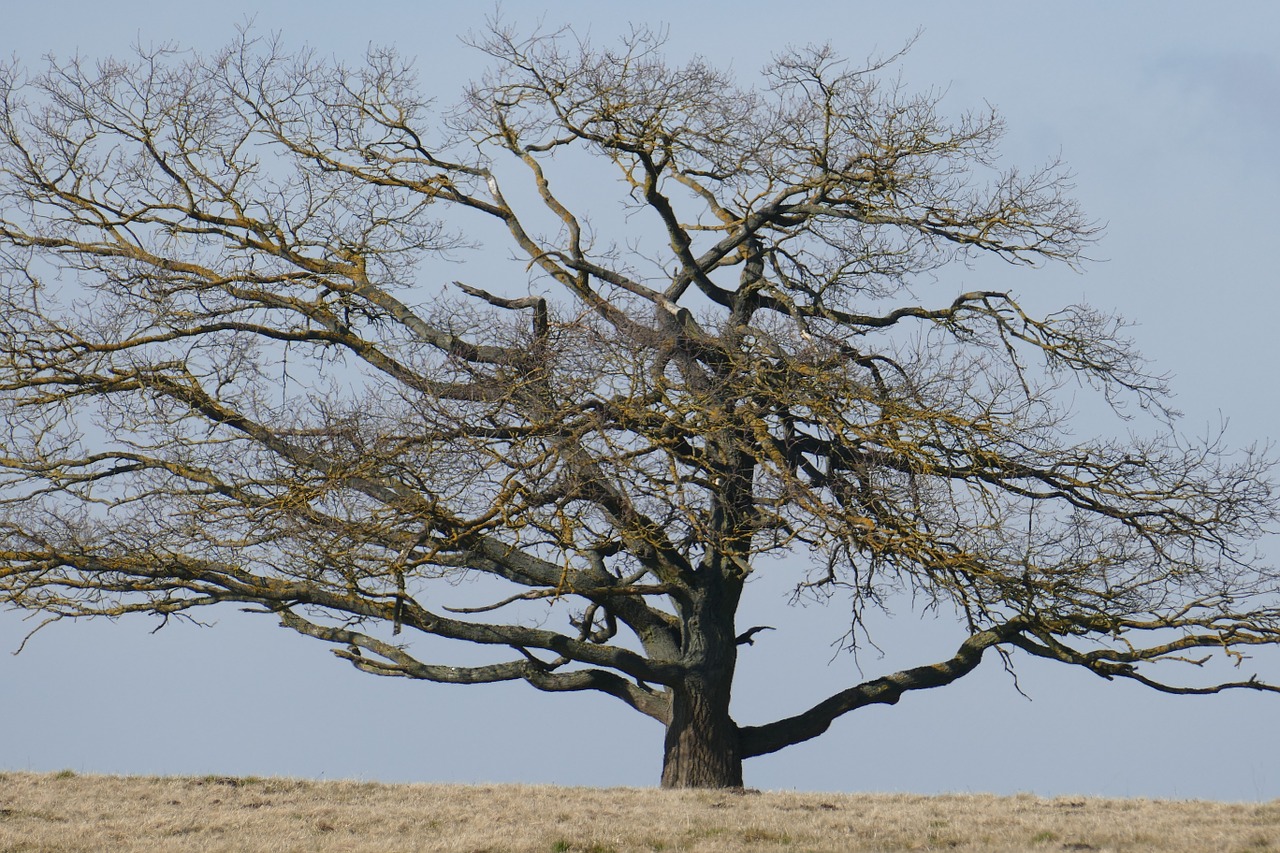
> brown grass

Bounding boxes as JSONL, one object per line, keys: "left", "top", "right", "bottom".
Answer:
{"left": 0, "top": 771, "right": 1277, "bottom": 852}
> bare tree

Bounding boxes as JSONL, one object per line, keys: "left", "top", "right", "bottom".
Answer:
{"left": 2, "top": 25, "right": 1277, "bottom": 789}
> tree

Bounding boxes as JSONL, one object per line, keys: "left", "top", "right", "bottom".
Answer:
{"left": 1, "top": 25, "right": 1278, "bottom": 790}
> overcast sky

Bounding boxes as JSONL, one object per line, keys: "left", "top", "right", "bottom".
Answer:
{"left": 4, "top": 2, "right": 1279, "bottom": 800}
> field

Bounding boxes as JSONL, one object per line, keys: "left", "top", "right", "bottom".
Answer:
{"left": 1, "top": 771, "right": 1277, "bottom": 852}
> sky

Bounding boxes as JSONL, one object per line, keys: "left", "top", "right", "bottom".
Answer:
{"left": 3, "top": 2, "right": 1279, "bottom": 800}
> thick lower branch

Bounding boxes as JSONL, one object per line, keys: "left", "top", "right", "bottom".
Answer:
{"left": 278, "top": 608, "right": 671, "bottom": 721}
{"left": 739, "top": 622, "right": 1021, "bottom": 758}
{"left": 523, "top": 668, "right": 671, "bottom": 722}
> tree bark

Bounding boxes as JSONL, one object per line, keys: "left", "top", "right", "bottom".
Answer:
{"left": 659, "top": 564, "right": 745, "bottom": 789}
{"left": 660, "top": 674, "right": 743, "bottom": 788}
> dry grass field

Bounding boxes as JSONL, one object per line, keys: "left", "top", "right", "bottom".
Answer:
{"left": 0, "top": 771, "right": 1276, "bottom": 852}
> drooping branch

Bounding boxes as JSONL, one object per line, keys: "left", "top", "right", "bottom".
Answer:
{"left": 1006, "top": 615, "right": 1280, "bottom": 693}
{"left": 277, "top": 608, "right": 672, "bottom": 721}
{"left": 0, "top": 543, "right": 682, "bottom": 686}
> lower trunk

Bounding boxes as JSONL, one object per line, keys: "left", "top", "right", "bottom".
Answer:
{"left": 660, "top": 678, "right": 743, "bottom": 788}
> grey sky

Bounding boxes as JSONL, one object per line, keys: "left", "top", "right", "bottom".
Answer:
{"left": 3, "top": 2, "right": 1279, "bottom": 799}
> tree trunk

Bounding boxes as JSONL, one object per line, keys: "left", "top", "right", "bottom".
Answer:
{"left": 659, "top": 543, "right": 746, "bottom": 789}
{"left": 660, "top": 675, "right": 743, "bottom": 788}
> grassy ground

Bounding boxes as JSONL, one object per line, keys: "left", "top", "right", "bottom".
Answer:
{"left": 1, "top": 771, "right": 1277, "bottom": 852}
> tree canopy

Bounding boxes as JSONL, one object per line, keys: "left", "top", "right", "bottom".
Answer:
{"left": 2, "top": 25, "right": 1277, "bottom": 788}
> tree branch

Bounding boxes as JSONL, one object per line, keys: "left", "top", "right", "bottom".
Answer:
{"left": 740, "top": 622, "right": 1024, "bottom": 758}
